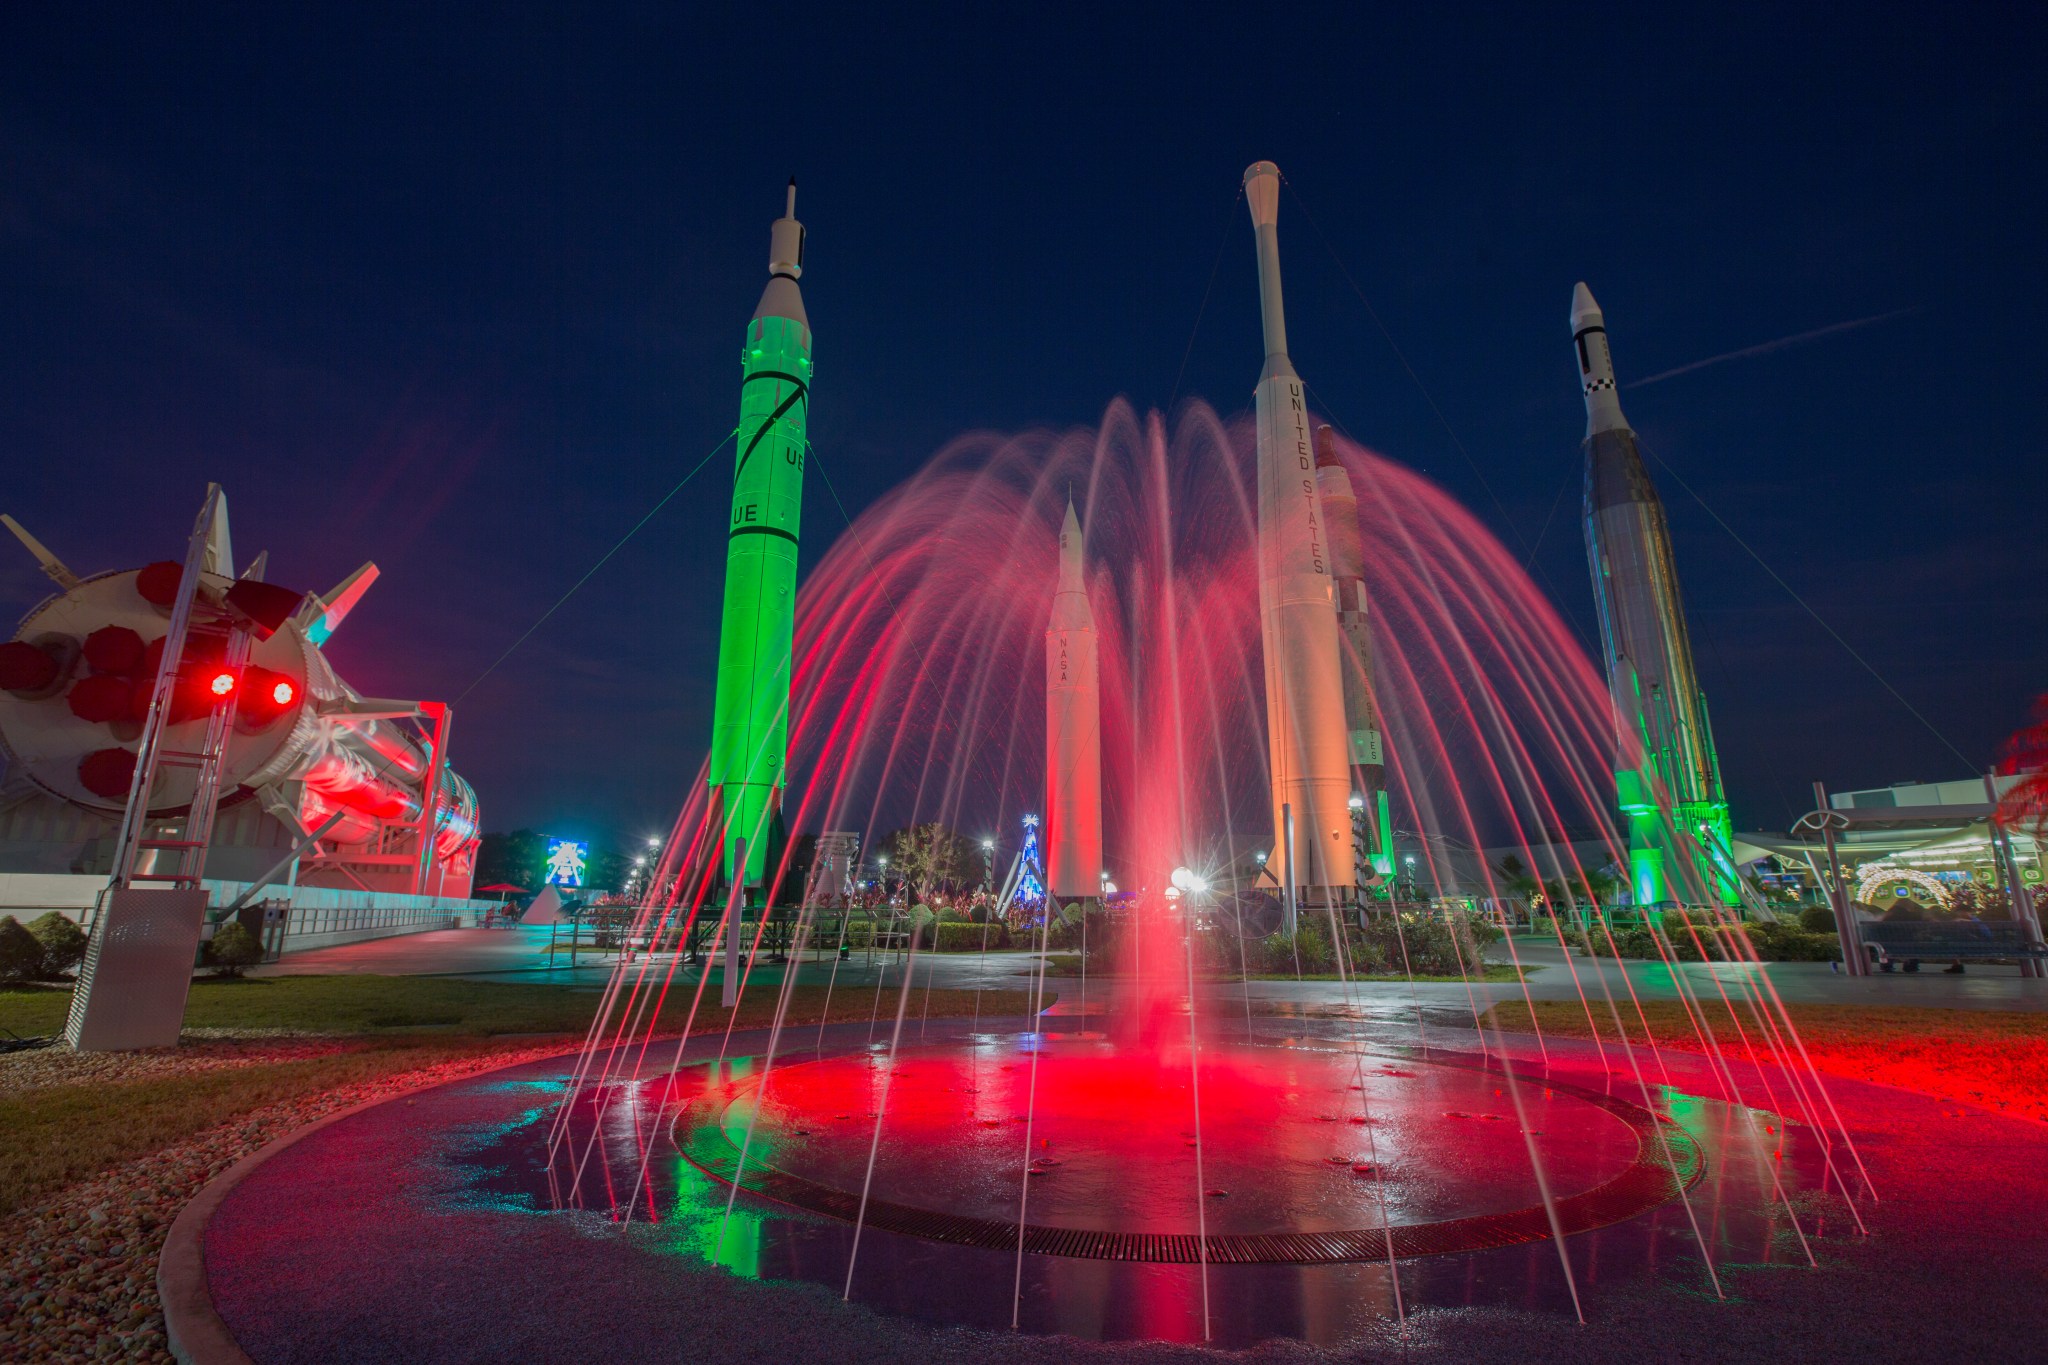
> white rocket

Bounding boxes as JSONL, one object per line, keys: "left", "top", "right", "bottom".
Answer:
{"left": 1313, "top": 425, "right": 1391, "bottom": 879}
{"left": 1045, "top": 496, "right": 1102, "bottom": 901}
{"left": 1244, "top": 162, "right": 1354, "bottom": 902}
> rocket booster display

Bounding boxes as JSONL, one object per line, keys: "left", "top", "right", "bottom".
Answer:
{"left": 1244, "top": 162, "right": 1354, "bottom": 899}
{"left": 709, "top": 182, "right": 811, "bottom": 889}
{"left": 1312, "top": 425, "right": 1393, "bottom": 880}
{"left": 1045, "top": 497, "right": 1103, "bottom": 901}
{"left": 1573, "top": 282, "right": 1734, "bottom": 907}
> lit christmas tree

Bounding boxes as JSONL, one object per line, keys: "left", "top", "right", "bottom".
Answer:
{"left": 1014, "top": 813, "right": 1047, "bottom": 911}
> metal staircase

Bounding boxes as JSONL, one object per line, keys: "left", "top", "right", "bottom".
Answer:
{"left": 66, "top": 485, "right": 254, "bottom": 1050}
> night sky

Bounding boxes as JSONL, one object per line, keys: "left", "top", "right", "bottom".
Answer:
{"left": 2, "top": 5, "right": 2040, "bottom": 846}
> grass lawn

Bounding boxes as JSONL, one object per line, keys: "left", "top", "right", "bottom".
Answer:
{"left": 0, "top": 977, "right": 1033, "bottom": 1218}
{"left": 1481, "top": 998, "right": 2048, "bottom": 1124}
{"left": 1028, "top": 954, "right": 1531, "bottom": 983}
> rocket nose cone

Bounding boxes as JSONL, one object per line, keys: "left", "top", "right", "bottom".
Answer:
{"left": 1571, "top": 281, "right": 1602, "bottom": 331}
{"left": 1313, "top": 424, "right": 1341, "bottom": 469}
{"left": 1245, "top": 161, "right": 1281, "bottom": 227}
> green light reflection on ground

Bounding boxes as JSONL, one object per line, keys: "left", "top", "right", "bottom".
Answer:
{"left": 651, "top": 1153, "right": 764, "bottom": 1279}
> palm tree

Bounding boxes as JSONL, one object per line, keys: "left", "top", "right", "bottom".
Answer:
{"left": 1496, "top": 855, "right": 1544, "bottom": 914}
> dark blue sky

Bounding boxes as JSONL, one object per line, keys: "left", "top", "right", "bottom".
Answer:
{"left": 2, "top": 4, "right": 2041, "bottom": 843}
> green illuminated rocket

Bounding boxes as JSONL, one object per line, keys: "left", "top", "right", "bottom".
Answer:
{"left": 1573, "top": 284, "right": 1736, "bottom": 908}
{"left": 709, "top": 181, "right": 810, "bottom": 891}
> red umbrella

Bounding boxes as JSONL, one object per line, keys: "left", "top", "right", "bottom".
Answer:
{"left": 478, "top": 883, "right": 529, "bottom": 894}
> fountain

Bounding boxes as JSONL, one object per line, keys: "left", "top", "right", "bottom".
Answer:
{"left": 180, "top": 170, "right": 1896, "bottom": 1360}
{"left": 518, "top": 398, "right": 1865, "bottom": 1343}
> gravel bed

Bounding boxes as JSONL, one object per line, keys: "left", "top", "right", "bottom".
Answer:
{"left": 0, "top": 1036, "right": 366, "bottom": 1098}
{"left": 0, "top": 1037, "right": 574, "bottom": 1362}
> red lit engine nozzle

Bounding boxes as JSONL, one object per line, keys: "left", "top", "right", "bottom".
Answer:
{"left": 0, "top": 564, "right": 316, "bottom": 812}
{"left": 235, "top": 665, "right": 300, "bottom": 730}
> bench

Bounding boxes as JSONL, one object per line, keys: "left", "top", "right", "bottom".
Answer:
{"left": 1860, "top": 920, "right": 2048, "bottom": 970}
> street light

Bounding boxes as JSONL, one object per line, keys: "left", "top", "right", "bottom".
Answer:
{"left": 1349, "top": 793, "right": 1365, "bottom": 810}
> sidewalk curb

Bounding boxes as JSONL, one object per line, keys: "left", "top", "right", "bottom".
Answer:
{"left": 157, "top": 1048, "right": 577, "bottom": 1365}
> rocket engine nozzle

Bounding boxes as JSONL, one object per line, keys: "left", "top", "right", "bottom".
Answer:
{"left": 768, "top": 177, "right": 805, "bottom": 281}
{"left": 1244, "top": 161, "right": 1281, "bottom": 226}
{"left": 1244, "top": 162, "right": 1291, "bottom": 365}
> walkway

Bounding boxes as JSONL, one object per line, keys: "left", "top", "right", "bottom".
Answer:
{"left": 254, "top": 926, "right": 2048, "bottom": 1014}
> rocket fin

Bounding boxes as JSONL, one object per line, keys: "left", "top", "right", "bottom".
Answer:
{"left": 0, "top": 514, "right": 82, "bottom": 589}
{"left": 203, "top": 490, "right": 234, "bottom": 578}
{"left": 299, "top": 562, "right": 381, "bottom": 646}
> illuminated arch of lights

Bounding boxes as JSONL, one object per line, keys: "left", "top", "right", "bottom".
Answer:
{"left": 1855, "top": 861, "right": 1952, "bottom": 908}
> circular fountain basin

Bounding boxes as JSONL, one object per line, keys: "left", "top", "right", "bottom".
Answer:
{"left": 674, "top": 1035, "right": 1699, "bottom": 1262}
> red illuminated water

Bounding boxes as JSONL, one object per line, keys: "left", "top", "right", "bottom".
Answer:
{"left": 722, "top": 1041, "right": 1643, "bottom": 1236}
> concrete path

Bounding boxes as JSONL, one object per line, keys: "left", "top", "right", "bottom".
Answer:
{"left": 253, "top": 925, "right": 2048, "bottom": 1015}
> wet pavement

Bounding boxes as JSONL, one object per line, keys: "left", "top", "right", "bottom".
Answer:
{"left": 191, "top": 1006, "right": 2048, "bottom": 1361}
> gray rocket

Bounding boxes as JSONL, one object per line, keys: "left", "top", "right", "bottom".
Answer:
{"left": 1574, "top": 283, "right": 1734, "bottom": 908}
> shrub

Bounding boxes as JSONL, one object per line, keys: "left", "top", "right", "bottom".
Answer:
{"left": 1042, "top": 904, "right": 1104, "bottom": 952}
{"left": 1353, "top": 912, "right": 1497, "bottom": 976}
{"left": 1254, "top": 927, "right": 1335, "bottom": 974}
{"left": 208, "top": 921, "right": 264, "bottom": 976}
{"left": 1798, "top": 904, "right": 1839, "bottom": 934}
{"left": 25, "top": 912, "right": 87, "bottom": 979}
{"left": 934, "top": 921, "right": 1007, "bottom": 952}
{"left": 1578, "top": 919, "right": 1841, "bottom": 964}
{"left": 0, "top": 917, "right": 43, "bottom": 982}
{"left": 1743, "top": 921, "right": 1841, "bottom": 962}
{"left": 1294, "top": 925, "right": 1333, "bottom": 972}
{"left": 1343, "top": 935, "right": 1391, "bottom": 973}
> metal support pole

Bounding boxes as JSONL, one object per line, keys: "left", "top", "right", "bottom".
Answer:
{"left": 722, "top": 837, "right": 747, "bottom": 1008}
{"left": 1984, "top": 772, "right": 2044, "bottom": 979}
{"left": 1813, "top": 781, "right": 1866, "bottom": 976}
{"left": 1281, "top": 803, "right": 1298, "bottom": 937}
{"left": 413, "top": 702, "right": 453, "bottom": 897}
{"left": 219, "top": 810, "right": 349, "bottom": 917}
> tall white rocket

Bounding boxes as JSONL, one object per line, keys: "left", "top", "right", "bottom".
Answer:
{"left": 1045, "top": 496, "right": 1102, "bottom": 901}
{"left": 1245, "top": 162, "right": 1353, "bottom": 900}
